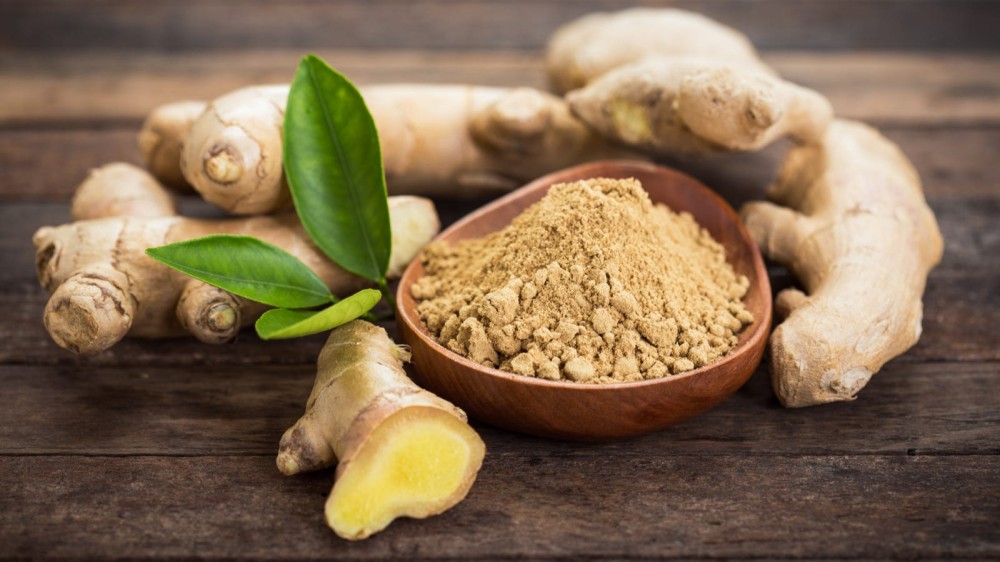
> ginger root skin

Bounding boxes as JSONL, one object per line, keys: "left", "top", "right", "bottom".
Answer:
{"left": 181, "top": 83, "right": 639, "bottom": 214}
{"left": 137, "top": 100, "right": 207, "bottom": 193}
{"left": 371, "top": 84, "right": 640, "bottom": 195}
{"left": 181, "top": 85, "right": 291, "bottom": 214}
{"left": 277, "top": 320, "right": 485, "bottom": 540}
{"left": 546, "top": 7, "right": 773, "bottom": 94}
{"left": 740, "top": 119, "right": 943, "bottom": 407}
{"left": 71, "top": 163, "right": 176, "bottom": 221}
{"left": 567, "top": 57, "right": 833, "bottom": 158}
{"left": 34, "top": 196, "right": 439, "bottom": 354}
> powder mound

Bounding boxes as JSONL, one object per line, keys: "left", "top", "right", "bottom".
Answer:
{"left": 412, "top": 177, "right": 753, "bottom": 383}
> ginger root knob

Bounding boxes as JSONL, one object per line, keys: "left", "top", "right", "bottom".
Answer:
{"left": 44, "top": 267, "right": 135, "bottom": 355}
{"left": 204, "top": 147, "right": 244, "bottom": 185}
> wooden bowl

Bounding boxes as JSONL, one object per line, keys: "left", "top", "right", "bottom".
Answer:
{"left": 397, "top": 161, "right": 771, "bottom": 440}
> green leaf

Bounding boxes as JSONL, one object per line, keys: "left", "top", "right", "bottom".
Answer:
{"left": 255, "top": 288, "right": 381, "bottom": 339}
{"left": 284, "top": 54, "right": 391, "bottom": 284}
{"left": 146, "top": 235, "right": 334, "bottom": 309}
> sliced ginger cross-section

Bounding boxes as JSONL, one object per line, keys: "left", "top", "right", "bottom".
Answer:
{"left": 277, "top": 320, "right": 486, "bottom": 540}
{"left": 326, "top": 407, "right": 484, "bottom": 540}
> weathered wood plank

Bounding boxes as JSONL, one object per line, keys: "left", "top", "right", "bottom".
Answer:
{"left": 774, "top": 53, "right": 1000, "bottom": 125}
{"left": 1, "top": 360, "right": 997, "bottom": 456}
{"left": 3, "top": 0, "right": 998, "bottom": 53}
{"left": 898, "top": 269, "right": 999, "bottom": 361}
{"left": 1, "top": 454, "right": 996, "bottom": 560}
{"left": 931, "top": 198, "right": 1000, "bottom": 271}
{"left": 0, "top": 129, "right": 140, "bottom": 202}
{"left": 0, "top": 50, "right": 544, "bottom": 126}
{"left": 2, "top": 125, "right": 999, "bottom": 204}
{"left": 2, "top": 5, "right": 996, "bottom": 560}
{"left": 2, "top": 51, "right": 998, "bottom": 125}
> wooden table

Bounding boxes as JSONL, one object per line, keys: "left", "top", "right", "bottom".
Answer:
{"left": 2, "top": 1, "right": 998, "bottom": 559}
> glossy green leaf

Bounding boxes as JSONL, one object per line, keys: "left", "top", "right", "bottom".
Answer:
{"left": 146, "top": 235, "right": 334, "bottom": 309}
{"left": 284, "top": 54, "right": 391, "bottom": 284}
{"left": 255, "top": 288, "right": 381, "bottom": 339}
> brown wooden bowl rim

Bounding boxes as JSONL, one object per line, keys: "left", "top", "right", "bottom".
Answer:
{"left": 396, "top": 159, "right": 772, "bottom": 392}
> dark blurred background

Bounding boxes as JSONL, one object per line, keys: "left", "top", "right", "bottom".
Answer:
{"left": 4, "top": 0, "right": 999, "bottom": 53}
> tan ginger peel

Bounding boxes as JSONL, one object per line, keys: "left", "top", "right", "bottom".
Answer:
{"left": 35, "top": 168, "right": 439, "bottom": 354}
{"left": 178, "top": 84, "right": 638, "bottom": 214}
{"left": 546, "top": 7, "right": 773, "bottom": 93}
{"left": 741, "top": 120, "right": 943, "bottom": 407}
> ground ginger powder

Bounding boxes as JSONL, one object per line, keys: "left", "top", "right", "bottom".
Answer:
{"left": 411, "top": 177, "right": 753, "bottom": 383}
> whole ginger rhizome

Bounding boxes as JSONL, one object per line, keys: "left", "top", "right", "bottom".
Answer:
{"left": 412, "top": 178, "right": 753, "bottom": 383}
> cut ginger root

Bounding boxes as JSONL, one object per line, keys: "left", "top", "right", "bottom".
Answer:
{"left": 740, "top": 120, "right": 943, "bottom": 407}
{"left": 34, "top": 170, "right": 439, "bottom": 354}
{"left": 277, "top": 320, "right": 485, "bottom": 540}
{"left": 180, "top": 83, "right": 638, "bottom": 214}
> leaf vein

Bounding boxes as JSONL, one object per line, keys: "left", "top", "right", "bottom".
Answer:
{"left": 305, "top": 59, "right": 383, "bottom": 281}
{"left": 153, "top": 257, "right": 331, "bottom": 300}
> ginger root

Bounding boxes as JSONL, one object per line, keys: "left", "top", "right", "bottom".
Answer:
{"left": 278, "top": 320, "right": 485, "bottom": 540}
{"left": 567, "top": 57, "right": 833, "bottom": 158}
{"left": 546, "top": 7, "right": 773, "bottom": 94}
{"left": 371, "top": 85, "right": 638, "bottom": 195}
{"left": 35, "top": 173, "right": 439, "bottom": 354}
{"left": 545, "top": 8, "right": 831, "bottom": 158}
{"left": 181, "top": 86, "right": 292, "bottom": 214}
{"left": 740, "top": 120, "right": 943, "bottom": 407}
{"left": 71, "top": 163, "right": 176, "bottom": 220}
{"left": 180, "top": 84, "right": 638, "bottom": 214}
{"left": 137, "top": 100, "right": 207, "bottom": 192}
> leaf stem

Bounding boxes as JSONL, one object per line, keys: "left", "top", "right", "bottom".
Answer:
{"left": 378, "top": 278, "right": 397, "bottom": 318}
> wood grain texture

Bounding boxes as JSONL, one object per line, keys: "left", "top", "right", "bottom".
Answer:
{"left": 3, "top": 0, "right": 998, "bottom": 52}
{"left": 2, "top": 2, "right": 998, "bottom": 557}
{"left": 2, "top": 51, "right": 998, "bottom": 125}
{"left": 0, "top": 50, "right": 543, "bottom": 126}
{"left": 1, "top": 454, "right": 997, "bottom": 560}
{"left": 1, "top": 360, "right": 997, "bottom": 457}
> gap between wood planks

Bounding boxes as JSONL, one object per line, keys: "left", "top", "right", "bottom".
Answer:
{"left": 1, "top": 454, "right": 996, "bottom": 559}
